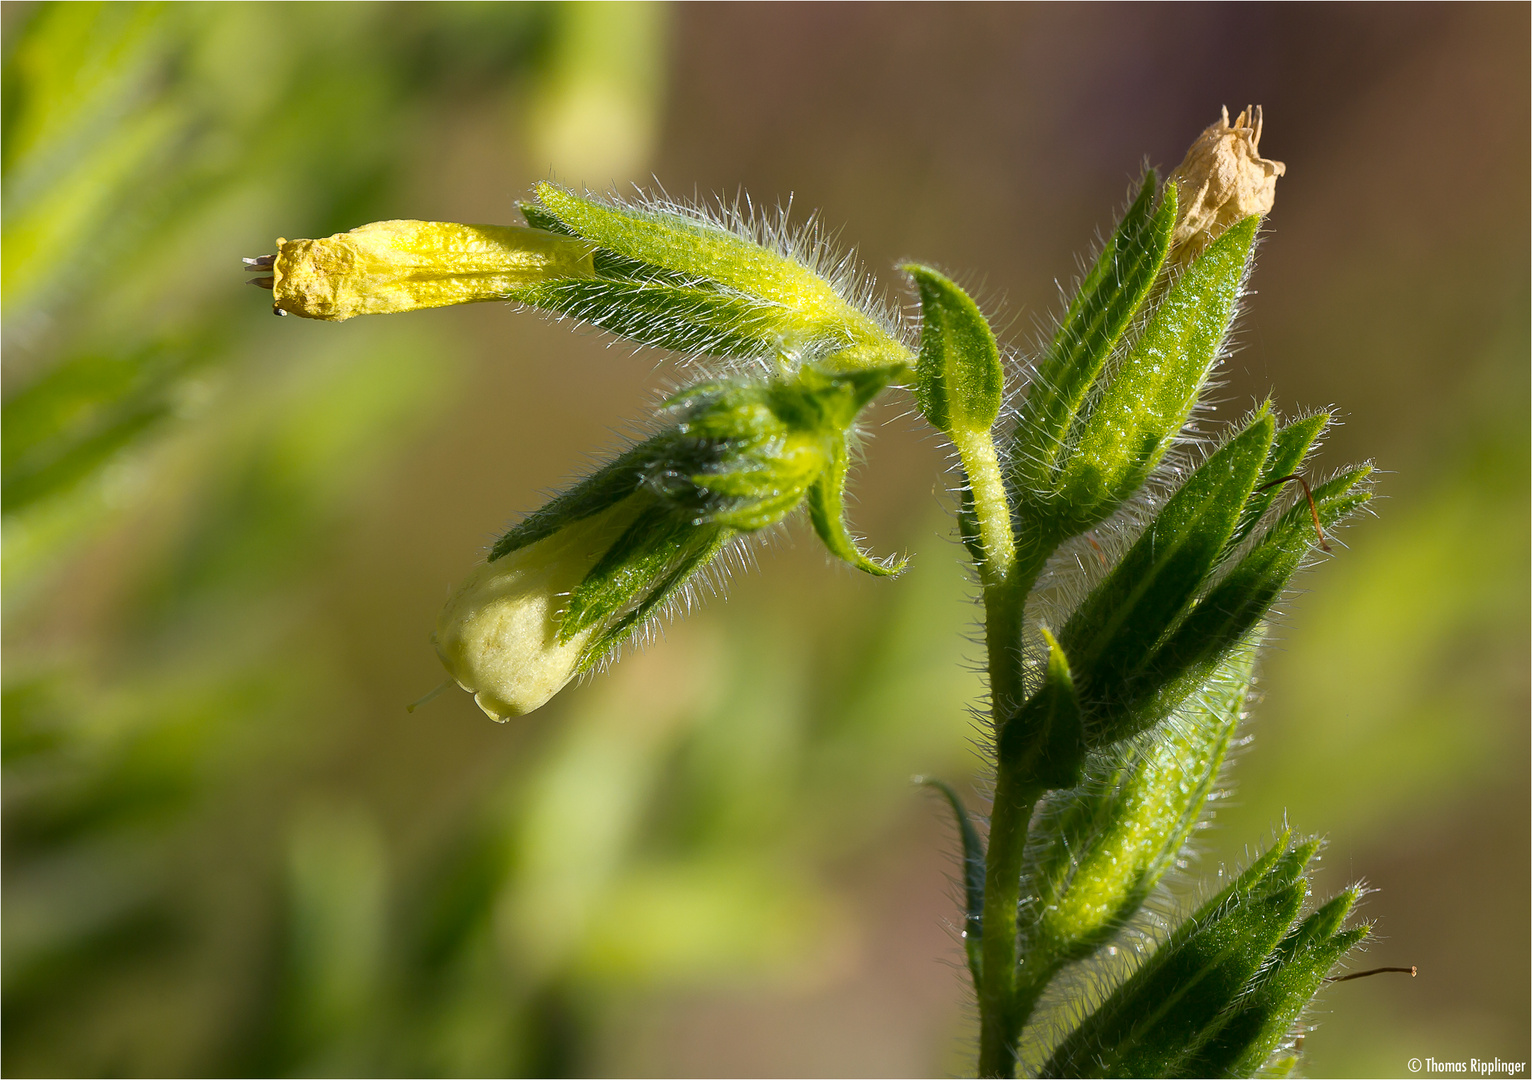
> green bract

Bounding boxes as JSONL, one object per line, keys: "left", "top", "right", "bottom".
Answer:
{"left": 1015, "top": 643, "right": 1258, "bottom": 1011}
{"left": 264, "top": 108, "right": 1380, "bottom": 1079}
{"left": 906, "top": 265, "right": 1005, "bottom": 437}
{"left": 1007, "top": 174, "right": 1176, "bottom": 498}
{"left": 1038, "top": 833, "right": 1366, "bottom": 1080}
{"left": 518, "top": 184, "right": 910, "bottom": 372}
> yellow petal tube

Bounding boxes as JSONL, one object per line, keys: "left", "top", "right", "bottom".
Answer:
{"left": 431, "top": 502, "right": 634, "bottom": 720}
{"left": 271, "top": 220, "right": 596, "bottom": 321}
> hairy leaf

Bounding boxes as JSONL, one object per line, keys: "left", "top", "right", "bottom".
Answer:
{"left": 1041, "top": 834, "right": 1317, "bottom": 1079}
{"left": 1017, "top": 642, "right": 1257, "bottom": 1001}
{"left": 806, "top": 435, "right": 904, "bottom": 576}
{"left": 1175, "top": 890, "right": 1367, "bottom": 1078}
{"left": 1047, "top": 216, "right": 1259, "bottom": 540}
{"left": 922, "top": 778, "right": 986, "bottom": 985}
{"left": 1010, "top": 175, "right": 1176, "bottom": 493}
{"left": 1135, "top": 465, "right": 1374, "bottom": 720}
{"left": 1060, "top": 408, "right": 1274, "bottom": 743}
{"left": 906, "top": 264, "right": 1004, "bottom": 435}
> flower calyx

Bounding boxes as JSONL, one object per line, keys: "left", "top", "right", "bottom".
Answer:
{"left": 433, "top": 366, "right": 904, "bottom": 721}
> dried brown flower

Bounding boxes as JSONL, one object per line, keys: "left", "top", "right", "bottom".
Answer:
{"left": 1169, "top": 105, "right": 1285, "bottom": 262}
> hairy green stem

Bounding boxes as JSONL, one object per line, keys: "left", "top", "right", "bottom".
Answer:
{"left": 978, "top": 762, "right": 1043, "bottom": 1078}
{"left": 976, "top": 558, "right": 1047, "bottom": 1078}
{"left": 952, "top": 429, "right": 1016, "bottom": 591}
{"left": 952, "top": 423, "right": 1053, "bottom": 1079}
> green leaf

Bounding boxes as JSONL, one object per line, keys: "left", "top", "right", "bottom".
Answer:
{"left": 1175, "top": 890, "right": 1368, "bottom": 1078}
{"left": 920, "top": 778, "right": 986, "bottom": 985}
{"left": 1010, "top": 174, "right": 1176, "bottom": 493}
{"left": 1001, "top": 628, "right": 1085, "bottom": 788}
{"left": 1058, "top": 408, "right": 1274, "bottom": 743}
{"left": 1225, "top": 411, "right": 1331, "bottom": 555}
{"left": 1041, "top": 834, "right": 1317, "bottom": 1079}
{"left": 1047, "top": 215, "right": 1260, "bottom": 540}
{"left": 905, "top": 264, "right": 1004, "bottom": 435}
{"left": 1016, "top": 642, "right": 1257, "bottom": 1002}
{"left": 806, "top": 435, "right": 904, "bottom": 576}
{"left": 1135, "top": 465, "right": 1374, "bottom": 721}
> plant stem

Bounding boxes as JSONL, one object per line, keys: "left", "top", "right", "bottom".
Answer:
{"left": 952, "top": 425, "right": 1050, "bottom": 1078}
{"left": 951, "top": 429, "right": 1016, "bottom": 592}
{"left": 975, "top": 551, "right": 1047, "bottom": 1078}
{"left": 978, "top": 761, "right": 1043, "bottom": 1078}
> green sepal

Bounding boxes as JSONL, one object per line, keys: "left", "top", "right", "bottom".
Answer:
{"left": 1224, "top": 411, "right": 1330, "bottom": 555}
{"left": 702, "top": 474, "right": 817, "bottom": 531}
{"left": 658, "top": 369, "right": 894, "bottom": 534}
{"left": 1059, "top": 408, "right": 1274, "bottom": 744}
{"left": 531, "top": 183, "right": 908, "bottom": 367}
{"left": 904, "top": 264, "right": 1004, "bottom": 435}
{"left": 1044, "top": 215, "right": 1260, "bottom": 541}
{"left": 807, "top": 435, "right": 904, "bottom": 576}
{"left": 519, "top": 201, "right": 574, "bottom": 235}
{"left": 1001, "top": 628, "right": 1085, "bottom": 788}
{"left": 535, "top": 183, "right": 834, "bottom": 310}
{"left": 1041, "top": 833, "right": 1318, "bottom": 1079}
{"left": 663, "top": 366, "right": 894, "bottom": 440}
{"left": 558, "top": 500, "right": 725, "bottom": 645}
{"left": 1176, "top": 890, "right": 1368, "bottom": 1078}
{"left": 490, "top": 439, "right": 666, "bottom": 560}
{"left": 521, "top": 200, "right": 695, "bottom": 284}
{"left": 514, "top": 278, "right": 802, "bottom": 360}
{"left": 1134, "top": 465, "right": 1374, "bottom": 722}
{"left": 792, "top": 363, "right": 900, "bottom": 429}
{"left": 1010, "top": 174, "right": 1176, "bottom": 493}
{"left": 1016, "top": 643, "right": 1257, "bottom": 1006}
{"left": 920, "top": 778, "right": 986, "bottom": 986}
{"left": 575, "top": 523, "right": 734, "bottom": 671}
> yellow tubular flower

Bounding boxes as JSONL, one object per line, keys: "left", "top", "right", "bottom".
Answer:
{"left": 266, "top": 220, "right": 596, "bottom": 321}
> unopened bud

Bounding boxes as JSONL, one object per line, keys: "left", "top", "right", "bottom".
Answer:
{"left": 432, "top": 500, "right": 639, "bottom": 721}
{"left": 266, "top": 220, "right": 596, "bottom": 321}
{"left": 432, "top": 367, "right": 903, "bottom": 720}
{"left": 1169, "top": 105, "right": 1285, "bottom": 263}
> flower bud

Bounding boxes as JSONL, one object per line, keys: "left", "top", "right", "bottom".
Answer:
{"left": 264, "top": 220, "right": 596, "bottom": 321}
{"left": 432, "top": 368, "right": 902, "bottom": 720}
{"left": 432, "top": 500, "right": 639, "bottom": 721}
{"left": 1169, "top": 105, "right": 1284, "bottom": 263}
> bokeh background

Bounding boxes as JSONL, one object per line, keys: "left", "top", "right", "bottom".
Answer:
{"left": 3, "top": 3, "right": 1527, "bottom": 1076}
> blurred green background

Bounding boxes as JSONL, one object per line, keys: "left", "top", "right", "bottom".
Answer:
{"left": 2, "top": 3, "right": 1526, "bottom": 1076}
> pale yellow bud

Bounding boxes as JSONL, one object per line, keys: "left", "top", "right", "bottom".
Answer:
{"left": 270, "top": 220, "right": 596, "bottom": 321}
{"left": 432, "top": 503, "right": 633, "bottom": 721}
{"left": 1169, "top": 105, "right": 1285, "bottom": 263}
